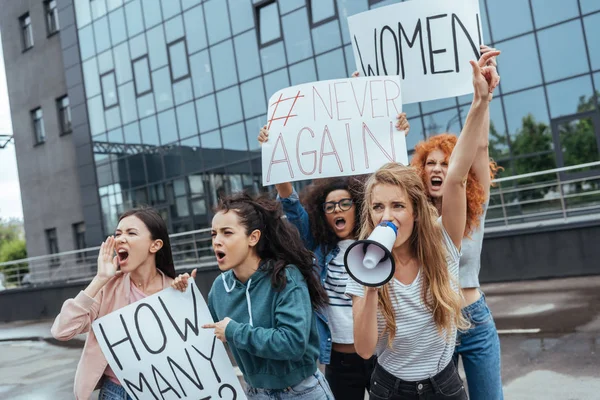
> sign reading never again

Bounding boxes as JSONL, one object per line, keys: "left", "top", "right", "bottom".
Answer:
{"left": 261, "top": 76, "right": 408, "bottom": 185}
{"left": 348, "top": 0, "right": 484, "bottom": 104}
{"left": 92, "top": 281, "right": 246, "bottom": 400}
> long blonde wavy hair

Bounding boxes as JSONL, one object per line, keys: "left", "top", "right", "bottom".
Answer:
{"left": 359, "top": 163, "right": 468, "bottom": 345}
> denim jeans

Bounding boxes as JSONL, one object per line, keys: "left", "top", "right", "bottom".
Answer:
{"left": 369, "top": 361, "right": 467, "bottom": 400}
{"left": 325, "top": 351, "right": 376, "bottom": 400}
{"left": 453, "top": 292, "right": 504, "bottom": 400}
{"left": 245, "top": 370, "right": 334, "bottom": 400}
{"left": 98, "top": 379, "right": 132, "bottom": 400}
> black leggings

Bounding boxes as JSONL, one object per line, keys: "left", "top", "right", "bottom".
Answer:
{"left": 325, "top": 350, "right": 376, "bottom": 400}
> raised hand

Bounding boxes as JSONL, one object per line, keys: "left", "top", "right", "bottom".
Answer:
{"left": 96, "top": 236, "right": 119, "bottom": 281}
{"left": 351, "top": 71, "right": 360, "bottom": 78}
{"left": 257, "top": 125, "right": 269, "bottom": 145}
{"left": 479, "top": 45, "right": 500, "bottom": 93}
{"left": 171, "top": 268, "right": 197, "bottom": 292}
{"left": 395, "top": 112, "right": 410, "bottom": 136}
{"left": 470, "top": 50, "right": 501, "bottom": 102}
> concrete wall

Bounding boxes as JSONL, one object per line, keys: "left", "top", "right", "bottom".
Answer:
{"left": 0, "top": 0, "right": 84, "bottom": 260}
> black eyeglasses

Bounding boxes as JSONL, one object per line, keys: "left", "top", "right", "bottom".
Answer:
{"left": 322, "top": 198, "right": 354, "bottom": 214}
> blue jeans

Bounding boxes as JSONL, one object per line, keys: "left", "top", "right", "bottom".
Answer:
{"left": 453, "top": 292, "right": 504, "bottom": 400}
{"left": 98, "top": 379, "right": 132, "bottom": 400}
{"left": 245, "top": 370, "right": 334, "bottom": 399}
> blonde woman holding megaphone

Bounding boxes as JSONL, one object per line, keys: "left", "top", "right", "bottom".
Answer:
{"left": 346, "top": 49, "right": 500, "bottom": 400}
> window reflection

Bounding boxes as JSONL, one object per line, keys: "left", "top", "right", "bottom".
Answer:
{"left": 147, "top": 25, "right": 168, "bottom": 70}
{"left": 424, "top": 108, "right": 461, "bottom": 137}
{"left": 142, "top": 0, "right": 162, "bottom": 29}
{"left": 211, "top": 40, "right": 238, "bottom": 90}
{"left": 161, "top": 0, "right": 181, "bottom": 20}
{"left": 487, "top": 0, "right": 532, "bottom": 41}
{"left": 216, "top": 87, "right": 243, "bottom": 126}
{"left": 125, "top": 0, "right": 144, "bottom": 38}
{"left": 205, "top": 0, "right": 232, "bottom": 45}
{"left": 312, "top": 20, "right": 341, "bottom": 55}
{"left": 165, "top": 16, "right": 185, "bottom": 43}
{"left": 229, "top": 0, "right": 255, "bottom": 35}
{"left": 222, "top": 123, "right": 249, "bottom": 155}
{"left": 177, "top": 102, "right": 199, "bottom": 139}
{"left": 279, "top": 0, "right": 304, "bottom": 14}
{"left": 137, "top": 92, "right": 156, "bottom": 118}
{"left": 310, "top": 0, "right": 336, "bottom": 25}
{"left": 140, "top": 115, "right": 160, "bottom": 146}
{"left": 263, "top": 68, "right": 289, "bottom": 100}
{"left": 234, "top": 31, "right": 262, "bottom": 81}
{"left": 196, "top": 95, "right": 219, "bottom": 132}
{"left": 152, "top": 67, "right": 174, "bottom": 112}
{"left": 282, "top": 8, "right": 313, "bottom": 64}
{"left": 315, "top": 49, "right": 345, "bottom": 80}
{"left": 421, "top": 98, "right": 457, "bottom": 115}
{"left": 337, "top": 0, "right": 368, "bottom": 44}
{"left": 241, "top": 78, "right": 267, "bottom": 118}
{"left": 133, "top": 56, "right": 152, "bottom": 96}
{"left": 123, "top": 121, "right": 141, "bottom": 144}
{"left": 546, "top": 75, "right": 594, "bottom": 118}
{"left": 158, "top": 109, "right": 179, "bottom": 145}
{"left": 537, "top": 21, "right": 588, "bottom": 82}
{"left": 289, "top": 59, "right": 317, "bottom": 85}
{"left": 184, "top": 5, "right": 208, "bottom": 53}
{"left": 258, "top": 2, "right": 281, "bottom": 45}
{"left": 129, "top": 33, "right": 147, "bottom": 60}
{"left": 108, "top": 8, "right": 127, "bottom": 45}
{"left": 98, "top": 50, "right": 114, "bottom": 75}
{"left": 580, "top": 0, "right": 600, "bottom": 14}
{"left": 168, "top": 39, "right": 191, "bottom": 82}
{"left": 584, "top": 13, "right": 600, "bottom": 71}
{"left": 261, "top": 41, "right": 286, "bottom": 73}
{"left": 79, "top": 25, "right": 96, "bottom": 60}
{"left": 113, "top": 42, "right": 132, "bottom": 84}
{"left": 88, "top": 96, "right": 106, "bottom": 135}
{"left": 531, "top": 0, "right": 578, "bottom": 28}
{"left": 245, "top": 115, "right": 266, "bottom": 151}
{"left": 93, "top": 17, "right": 111, "bottom": 53}
{"left": 405, "top": 116, "right": 424, "bottom": 153}
{"left": 343, "top": 44, "right": 355, "bottom": 77}
{"left": 190, "top": 50, "right": 214, "bottom": 97}
{"left": 496, "top": 34, "right": 542, "bottom": 93}
{"left": 503, "top": 87, "right": 549, "bottom": 144}
{"left": 173, "top": 78, "right": 194, "bottom": 105}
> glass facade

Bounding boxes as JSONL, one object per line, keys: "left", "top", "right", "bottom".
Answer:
{"left": 72, "top": 0, "right": 600, "bottom": 234}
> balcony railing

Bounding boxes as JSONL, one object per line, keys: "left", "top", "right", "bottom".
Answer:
{"left": 1, "top": 161, "right": 600, "bottom": 290}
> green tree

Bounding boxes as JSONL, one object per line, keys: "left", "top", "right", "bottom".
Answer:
{"left": 0, "top": 239, "right": 28, "bottom": 284}
{"left": 511, "top": 115, "right": 556, "bottom": 179}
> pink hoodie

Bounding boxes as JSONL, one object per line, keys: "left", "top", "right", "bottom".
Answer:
{"left": 51, "top": 272, "right": 173, "bottom": 399}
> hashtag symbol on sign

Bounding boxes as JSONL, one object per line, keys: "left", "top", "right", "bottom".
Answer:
{"left": 266, "top": 91, "right": 304, "bottom": 130}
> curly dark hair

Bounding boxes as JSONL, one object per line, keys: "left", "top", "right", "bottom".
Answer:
{"left": 299, "top": 175, "right": 367, "bottom": 250}
{"left": 217, "top": 192, "right": 328, "bottom": 310}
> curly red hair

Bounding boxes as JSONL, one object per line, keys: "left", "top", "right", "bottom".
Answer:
{"left": 411, "top": 133, "right": 500, "bottom": 236}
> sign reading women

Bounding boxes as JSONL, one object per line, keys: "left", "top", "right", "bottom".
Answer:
{"left": 348, "top": 0, "right": 484, "bottom": 104}
{"left": 92, "top": 281, "right": 246, "bottom": 400}
{"left": 261, "top": 76, "right": 408, "bottom": 185}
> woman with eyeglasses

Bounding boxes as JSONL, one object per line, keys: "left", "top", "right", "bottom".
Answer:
{"left": 257, "top": 114, "right": 409, "bottom": 400}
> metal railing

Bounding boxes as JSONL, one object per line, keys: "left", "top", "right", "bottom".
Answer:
{"left": 0, "top": 228, "right": 217, "bottom": 290}
{"left": 487, "top": 160, "right": 600, "bottom": 230}
{"left": 1, "top": 161, "right": 600, "bottom": 290}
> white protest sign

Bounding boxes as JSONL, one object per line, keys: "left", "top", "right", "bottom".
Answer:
{"left": 92, "top": 281, "right": 246, "bottom": 400}
{"left": 348, "top": 0, "right": 484, "bottom": 104}
{"left": 261, "top": 76, "right": 408, "bottom": 185}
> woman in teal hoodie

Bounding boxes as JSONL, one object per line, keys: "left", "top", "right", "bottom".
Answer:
{"left": 172, "top": 192, "right": 334, "bottom": 399}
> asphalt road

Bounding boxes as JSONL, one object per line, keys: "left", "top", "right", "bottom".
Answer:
{"left": 1, "top": 275, "right": 599, "bottom": 399}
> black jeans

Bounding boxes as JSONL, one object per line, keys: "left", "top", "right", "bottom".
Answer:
{"left": 325, "top": 350, "right": 376, "bottom": 400}
{"left": 369, "top": 361, "right": 468, "bottom": 400}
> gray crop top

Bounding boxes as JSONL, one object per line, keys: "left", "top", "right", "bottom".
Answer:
{"left": 459, "top": 200, "right": 489, "bottom": 288}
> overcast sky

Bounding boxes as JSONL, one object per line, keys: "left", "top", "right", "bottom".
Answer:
{"left": 0, "top": 32, "right": 24, "bottom": 221}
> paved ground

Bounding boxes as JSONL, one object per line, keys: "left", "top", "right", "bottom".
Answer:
{"left": 1, "top": 275, "right": 599, "bottom": 399}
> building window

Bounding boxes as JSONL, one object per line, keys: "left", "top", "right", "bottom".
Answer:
{"left": 132, "top": 55, "right": 152, "bottom": 97}
{"left": 31, "top": 108, "right": 46, "bottom": 145}
{"left": 20, "top": 13, "right": 34, "bottom": 50}
{"left": 56, "top": 96, "right": 71, "bottom": 135}
{"left": 46, "top": 228, "right": 60, "bottom": 266}
{"left": 100, "top": 70, "right": 119, "bottom": 109}
{"left": 45, "top": 0, "right": 59, "bottom": 35}
{"left": 167, "top": 38, "right": 191, "bottom": 83}
{"left": 255, "top": 1, "right": 282, "bottom": 47}
{"left": 72, "top": 222, "right": 86, "bottom": 261}
{"left": 308, "top": 0, "right": 338, "bottom": 27}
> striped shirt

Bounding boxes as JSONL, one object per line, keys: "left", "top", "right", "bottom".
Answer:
{"left": 324, "top": 239, "right": 354, "bottom": 343}
{"left": 345, "top": 222, "right": 461, "bottom": 381}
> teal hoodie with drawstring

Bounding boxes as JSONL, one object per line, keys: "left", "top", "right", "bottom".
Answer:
{"left": 207, "top": 261, "right": 320, "bottom": 390}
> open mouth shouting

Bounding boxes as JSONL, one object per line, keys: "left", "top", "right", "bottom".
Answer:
{"left": 334, "top": 216, "right": 347, "bottom": 231}
{"left": 430, "top": 176, "right": 444, "bottom": 192}
{"left": 215, "top": 250, "right": 226, "bottom": 264}
{"left": 117, "top": 248, "right": 129, "bottom": 266}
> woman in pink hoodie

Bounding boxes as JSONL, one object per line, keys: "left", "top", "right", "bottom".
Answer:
{"left": 51, "top": 208, "right": 176, "bottom": 400}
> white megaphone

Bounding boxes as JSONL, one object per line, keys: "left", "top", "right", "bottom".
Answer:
{"left": 344, "top": 221, "right": 397, "bottom": 287}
